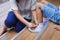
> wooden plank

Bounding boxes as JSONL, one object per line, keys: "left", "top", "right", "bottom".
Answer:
{"left": 34, "top": 22, "right": 49, "bottom": 40}
{"left": 15, "top": 29, "right": 37, "bottom": 40}
{"left": 3, "top": 30, "right": 17, "bottom": 40}
{"left": 51, "top": 30, "right": 60, "bottom": 40}
{"left": 16, "top": 29, "right": 31, "bottom": 40}
{"left": 38, "top": 22, "right": 56, "bottom": 40}
{"left": 0, "top": 0, "right": 8, "bottom": 4}
{"left": 25, "top": 32, "right": 37, "bottom": 40}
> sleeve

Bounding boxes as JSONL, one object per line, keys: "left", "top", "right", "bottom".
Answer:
{"left": 10, "top": 0, "right": 18, "bottom": 10}
{"left": 31, "top": 0, "right": 37, "bottom": 10}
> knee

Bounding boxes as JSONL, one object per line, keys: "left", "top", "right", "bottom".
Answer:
{"left": 37, "top": 3, "right": 41, "bottom": 8}
{"left": 4, "top": 11, "right": 17, "bottom": 26}
{"left": 37, "top": 3, "right": 45, "bottom": 8}
{"left": 4, "top": 19, "right": 13, "bottom": 26}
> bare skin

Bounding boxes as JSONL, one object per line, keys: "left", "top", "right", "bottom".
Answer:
{"left": 0, "top": 24, "right": 7, "bottom": 36}
{"left": 53, "top": 24, "right": 60, "bottom": 31}
{"left": 36, "top": 4, "right": 43, "bottom": 23}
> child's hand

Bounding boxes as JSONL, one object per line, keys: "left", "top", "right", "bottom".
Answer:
{"left": 31, "top": 23, "right": 37, "bottom": 28}
{"left": 28, "top": 23, "right": 37, "bottom": 28}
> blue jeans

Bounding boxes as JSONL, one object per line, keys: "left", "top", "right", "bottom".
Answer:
{"left": 41, "top": 3, "right": 60, "bottom": 24}
{"left": 4, "top": 11, "right": 31, "bottom": 32}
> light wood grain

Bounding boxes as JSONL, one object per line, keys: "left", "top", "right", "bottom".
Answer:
{"left": 4, "top": 30, "right": 17, "bottom": 40}
{"left": 38, "top": 21, "right": 60, "bottom": 40}
{"left": 15, "top": 29, "right": 37, "bottom": 40}
{"left": 51, "top": 31, "right": 60, "bottom": 40}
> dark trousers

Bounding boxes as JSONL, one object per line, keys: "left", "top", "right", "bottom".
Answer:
{"left": 4, "top": 11, "right": 31, "bottom": 32}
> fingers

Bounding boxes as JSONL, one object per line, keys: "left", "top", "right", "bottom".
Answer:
{"left": 29, "top": 23, "right": 37, "bottom": 29}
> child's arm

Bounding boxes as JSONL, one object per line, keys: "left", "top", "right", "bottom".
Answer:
{"left": 10, "top": 0, "right": 36, "bottom": 28}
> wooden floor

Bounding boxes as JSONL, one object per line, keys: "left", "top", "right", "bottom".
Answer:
{"left": 1, "top": 21, "right": 60, "bottom": 40}
{"left": 38, "top": 21, "right": 60, "bottom": 40}
{"left": 0, "top": 0, "right": 8, "bottom": 4}
{"left": 1, "top": 29, "right": 17, "bottom": 40}
{"left": 14, "top": 28, "right": 37, "bottom": 40}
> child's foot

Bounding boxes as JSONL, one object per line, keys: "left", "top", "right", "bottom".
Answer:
{"left": 53, "top": 25, "right": 60, "bottom": 31}
{"left": 0, "top": 26, "right": 7, "bottom": 36}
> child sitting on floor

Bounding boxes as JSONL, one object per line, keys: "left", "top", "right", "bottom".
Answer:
{"left": 36, "top": 0, "right": 60, "bottom": 30}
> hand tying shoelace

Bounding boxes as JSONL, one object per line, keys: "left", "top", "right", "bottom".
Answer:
{"left": 28, "top": 23, "right": 43, "bottom": 32}
{"left": 28, "top": 18, "right": 48, "bottom": 32}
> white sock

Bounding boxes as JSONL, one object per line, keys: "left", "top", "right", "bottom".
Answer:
{"left": 36, "top": 23, "right": 43, "bottom": 29}
{"left": 43, "top": 18, "right": 48, "bottom": 23}
{"left": 39, "top": 23, "right": 43, "bottom": 25}
{"left": 38, "top": 23, "right": 43, "bottom": 28}
{"left": 34, "top": 23, "right": 43, "bottom": 32}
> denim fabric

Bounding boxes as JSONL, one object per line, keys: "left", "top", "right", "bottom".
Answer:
{"left": 41, "top": 3, "right": 60, "bottom": 24}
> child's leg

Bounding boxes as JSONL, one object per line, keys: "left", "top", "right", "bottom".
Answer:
{"left": 40, "top": 1, "right": 49, "bottom": 23}
{"left": 37, "top": 3, "right": 48, "bottom": 24}
{"left": 38, "top": 3, "right": 58, "bottom": 23}
{"left": 38, "top": 3, "right": 60, "bottom": 30}
{"left": 0, "top": 11, "right": 18, "bottom": 35}
{"left": 15, "top": 18, "right": 31, "bottom": 32}
{"left": 0, "top": 24, "right": 7, "bottom": 36}
{"left": 41, "top": 0, "right": 56, "bottom": 22}
{"left": 36, "top": 4, "right": 43, "bottom": 23}
{"left": 5, "top": 11, "right": 18, "bottom": 28}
